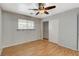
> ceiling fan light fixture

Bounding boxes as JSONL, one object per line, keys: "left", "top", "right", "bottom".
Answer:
{"left": 39, "top": 10, "right": 45, "bottom": 14}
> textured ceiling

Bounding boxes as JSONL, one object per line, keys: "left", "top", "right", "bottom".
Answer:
{"left": 0, "top": 3, "right": 79, "bottom": 18}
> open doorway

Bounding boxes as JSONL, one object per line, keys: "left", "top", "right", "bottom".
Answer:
{"left": 43, "top": 21, "right": 49, "bottom": 40}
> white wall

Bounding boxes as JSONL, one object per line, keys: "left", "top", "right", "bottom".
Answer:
{"left": 44, "top": 8, "right": 79, "bottom": 50}
{"left": 2, "top": 11, "right": 43, "bottom": 48}
{"left": 0, "top": 8, "right": 2, "bottom": 55}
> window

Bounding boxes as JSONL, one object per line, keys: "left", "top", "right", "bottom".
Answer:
{"left": 18, "top": 19, "right": 35, "bottom": 29}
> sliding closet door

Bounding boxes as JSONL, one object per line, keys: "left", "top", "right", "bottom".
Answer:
{"left": 78, "top": 15, "right": 79, "bottom": 51}
{"left": 49, "top": 11, "right": 77, "bottom": 51}
{"left": 49, "top": 19, "right": 59, "bottom": 43}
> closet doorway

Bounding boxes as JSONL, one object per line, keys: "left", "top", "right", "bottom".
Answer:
{"left": 43, "top": 21, "right": 49, "bottom": 40}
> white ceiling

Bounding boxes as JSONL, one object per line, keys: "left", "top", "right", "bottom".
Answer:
{"left": 0, "top": 3, "right": 79, "bottom": 19}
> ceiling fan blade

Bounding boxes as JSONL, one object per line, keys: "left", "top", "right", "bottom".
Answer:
{"left": 44, "top": 11, "right": 49, "bottom": 14}
{"left": 29, "top": 9, "right": 38, "bottom": 11}
{"left": 36, "top": 12, "right": 39, "bottom": 15}
{"left": 45, "top": 5, "right": 56, "bottom": 10}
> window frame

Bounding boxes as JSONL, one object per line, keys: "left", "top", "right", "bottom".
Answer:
{"left": 17, "top": 19, "right": 35, "bottom": 30}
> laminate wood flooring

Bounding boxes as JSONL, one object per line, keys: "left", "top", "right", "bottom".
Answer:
{"left": 1, "top": 39, "right": 79, "bottom": 56}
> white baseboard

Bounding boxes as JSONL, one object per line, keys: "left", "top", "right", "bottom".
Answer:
{"left": 49, "top": 40, "right": 77, "bottom": 51}
{"left": 3, "top": 39, "right": 42, "bottom": 48}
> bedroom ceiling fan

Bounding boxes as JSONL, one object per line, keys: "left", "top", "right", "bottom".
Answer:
{"left": 29, "top": 3, "right": 56, "bottom": 15}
